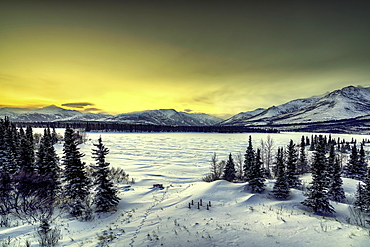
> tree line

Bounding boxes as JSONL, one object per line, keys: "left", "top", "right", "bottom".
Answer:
{"left": 15, "top": 121, "right": 279, "bottom": 133}
{"left": 205, "top": 134, "right": 370, "bottom": 216}
{"left": 0, "top": 118, "right": 121, "bottom": 246}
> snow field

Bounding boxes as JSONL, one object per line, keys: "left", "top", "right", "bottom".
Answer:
{"left": 2, "top": 131, "right": 370, "bottom": 246}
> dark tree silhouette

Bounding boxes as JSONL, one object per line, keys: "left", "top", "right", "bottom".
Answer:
{"left": 91, "top": 137, "right": 120, "bottom": 212}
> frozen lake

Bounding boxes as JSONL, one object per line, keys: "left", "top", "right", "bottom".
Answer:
{"left": 48, "top": 131, "right": 370, "bottom": 185}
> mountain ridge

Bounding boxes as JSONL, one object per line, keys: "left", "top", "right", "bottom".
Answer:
{"left": 2, "top": 85, "right": 370, "bottom": 132}
{"left": 221, "top": 85, "right": 370, "bottom": 129}
{"left": 0, "top": 106, "right": 223, "bottom": 126}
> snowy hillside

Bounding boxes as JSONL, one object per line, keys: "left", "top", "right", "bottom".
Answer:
{"left": 220, "top": 108, "right": 265, "bottom": 125}
{"left": 221, "top": 98, "right": 319, "bottom": 126}
{"left": 0, "top": 106, "right": 222, "bottom": 126}
{"left": 273, "top": 86, "right": 370, "bottom": 124}
{"left": 222, "top": 86, "right": 370, "bottom": 127}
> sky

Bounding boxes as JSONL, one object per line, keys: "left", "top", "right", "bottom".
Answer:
{"left": 1, "top": 1, "right": 369, "bottom": 118}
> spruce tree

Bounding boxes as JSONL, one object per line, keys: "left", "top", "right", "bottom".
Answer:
{"left": 365, "top": 168, "right": 370, "bottom": 212}
{"left": 309, "top": 135, "right": 315, "bottom": 151}
{"left": 354, "top": 182, "right": 367, "bottom": 212}
{"left": 357, "top": 144, "right": 368, "bottom": 181}
{"left": 326, "top": 144, "right": 336, "bottom": 187}
{"left": 243, "top": 136, "right": 255, "bottom": 181}
{"left": 0, "top": 119, "right": 13, "bottom": 224}
{"left": 286, "top": 140, "right": 301, "bottom": 188}
{"left": 344, "top": 143, "right": 359, "bottom": 179}
{"left": 247, "top": 149, "right": 265, "bottom": 193}
{"left": 35, "top": 128, "right": 60, "bottom": 199}
{"left": 273, "top": 147, "right": 284, "bottom": 178}
{"left": 354, "top": 168, "right": 370, "bottom": 212}
{"left": 51, "top": 127, "right": 59, "bottom": 145}
{"left": 327, "top": 151, "right": 345, "bottom": 202}
{"left": 0, "top": 119, "right": 8, "bottom": 171}
{"left": 297, "top": 136, "right": 308, "bottom": 175}
{"left": 272, "top": 147, "right": 290, "bottom": 199}
{"left": 223, "top": 153, "right": 236, "bottom": 182}
{"left": 18, "top": 127, "right": 35, "bottom": 174}
{"left": 62, "top": 125, "right": 90, "bottom": 217}
{"left": 0, "top": 120, "right": 12, "bottom": 224}
{"left": 3, "top": 121, "right": 19, "bottom": 174}
{"left": 91, "top": 137, "right": 120, "bottom": 212}
{"left": 344, "top": 143, "right": 368, "bottom": 181}
{"left": 302, "top": 135, "right": 335, "bottom": 214}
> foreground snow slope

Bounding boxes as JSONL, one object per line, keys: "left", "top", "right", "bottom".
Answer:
{"left": 1, "top": 131, "right": 370, "bottom": 246}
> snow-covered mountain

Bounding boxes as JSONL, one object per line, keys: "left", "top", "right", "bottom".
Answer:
{"left": 106, "top": 109, "right": 223, "bottom": 126}
{"left": 222, "top": 86, "right": 370, "bottom": 127}
{"left": 273, "top": 86, "right": 370, "bottom": 125}
{"left": 0, "top": 105, "right": 107, "bottom": 122}
{"left": 220, "top": 108, "right": 265, "bottom": 125}
{"left": 0, "top": 106, "right": 222, "bottom": 126}
{"left": 220, "top": 97, "right": 320, "bottom": 126}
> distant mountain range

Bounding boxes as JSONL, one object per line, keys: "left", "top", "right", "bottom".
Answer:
{"left": 0, "top": 105, "right": 223, "bottom": 126}
{"left": 2, "top": 85, "right": 370, "bottom": 133}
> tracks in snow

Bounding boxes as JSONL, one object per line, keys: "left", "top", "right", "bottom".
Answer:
{"left": 128, "top": 186, "right": 169, "bottom": 247}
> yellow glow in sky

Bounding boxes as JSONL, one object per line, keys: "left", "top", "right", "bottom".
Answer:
{"left": 1, "top": 2, "right": 369, "bottom": 118}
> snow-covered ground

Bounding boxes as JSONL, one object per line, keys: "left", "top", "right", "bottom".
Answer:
{"left": 2, "top": 131, "right": 370, "bottom": 246}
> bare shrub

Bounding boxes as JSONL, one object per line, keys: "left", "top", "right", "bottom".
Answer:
{"left": 37, "top": 219, "right": 62, "bottom": 247}
{"left": 202, "top": 153, "right": 225, "bottom": 182}
{"left": 234, "top": 152, "right": 244, "bottom": 180}
{"left": 347, "top": 205, "right": 368, "bottom": 228}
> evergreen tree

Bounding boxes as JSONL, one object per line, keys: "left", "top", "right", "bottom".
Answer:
{"left": 344, "top": 143, "right": 368, "bottom": 181}
{"left": 326, "top": 144, "right": 336, "bottom": 187}
{"left": 357, "top": 143, "right": 368, "bottom": 181}
{"left": 26, "top": 126, "right": 34, "bottom": 145}
{"left": 272, "top": 148, "right": 290, "bottom": 199}
{"left": 302, "top": 135, "right": 335, "bottom": 214}
{"left": 223, "top": 153, "right": 236, "bottom": 182}
{"left": 305, "top": 136, "right": 310, "bottom": 146}
{"left": 366, "top": 168, "right": 370, "bottom": 212}
{"left": 0, "top": 119, "right": 8, "bottom": 171}
{"left": 297, "top": 136, "right": 309, "bottom": 175}
{"left": 344, "top": 143, "right": 359, "bottom": 179}
{"left": 354, "top": 167, "right": 370, "bottom": 212}
{"left": 3, "top": 121, "right": 19, "bottom": 174}
{"left": 0, "top": 119, "right": 14, "bottom": 224}
{"left": 91, "top": 137, "right": 120, "bottom": 212}
{"left": 273, "top": 147, "right": 284, "bottom": 178}
{"left": 327, "top": 147, "right": 345, "bottom": 202}
{"left": 18, "top": 127, "right": 35, "bottom": 174}
{"left": 243, "top": 136, "right": 255, "bottom": 181}
{"left": 354, "top": 182, "right": 367, "bottom": 212}
{"left": 35, "top": 128, "right": 60, "bottom": 199}
{"left": 285, "top": 140, "right": 301, "bottom": 188}
{"left": 62, "top": 125, "right": 90, "bottom": 217}
{"left": 247, "top": 149, "right": 265, "bottom": 193}
{"left": 309, "top": 135, "right": 315, "bottom": 151}
{"left": 0, "top": 122, "right": 12, "bottom": 224}
{"left": 51, "top": 127, "right": 59, "bottom": 145}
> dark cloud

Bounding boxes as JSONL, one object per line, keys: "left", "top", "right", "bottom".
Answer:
{"left": 183, "top": 109, "right": 193, "bottom": 113}
{"left": 83, "top": 107, "right": 103, "bottom": 113}
{"left": 62, "top": 102, "right": 94, "bottom": 109}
